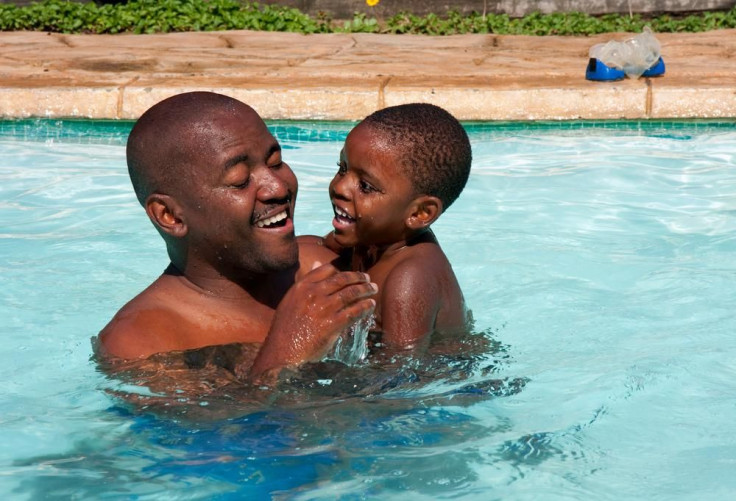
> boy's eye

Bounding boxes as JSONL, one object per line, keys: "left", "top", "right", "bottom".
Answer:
{"left": 336, "top": 161, "right": 347, "bottom": 175}
{"left": 359, "top": 180, "right": 376, "bottom": 193}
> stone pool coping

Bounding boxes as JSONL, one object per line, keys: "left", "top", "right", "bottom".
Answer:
{"left": 1, "top": 29, "right": 735, "bottom": 121}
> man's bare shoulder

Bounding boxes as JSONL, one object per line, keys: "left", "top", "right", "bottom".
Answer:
{"left": 97, "top": 276, "right": 189, "bottom": 360}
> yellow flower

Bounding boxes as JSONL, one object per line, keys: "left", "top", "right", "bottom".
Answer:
{"left": 366, "top": 0, "right": 380, "bottom": 6}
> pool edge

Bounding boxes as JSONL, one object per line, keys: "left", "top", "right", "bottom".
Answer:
{"left": 1, "top": 30, "right": 735, "bottom": 121}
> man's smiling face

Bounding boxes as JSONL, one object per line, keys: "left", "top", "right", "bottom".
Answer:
{"left": 175, "top": 104, "right": 299, "bottom": 278}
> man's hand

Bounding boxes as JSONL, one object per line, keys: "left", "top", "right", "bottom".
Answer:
{"left": 249, "top": 262, "right": 376, "bottom": 383}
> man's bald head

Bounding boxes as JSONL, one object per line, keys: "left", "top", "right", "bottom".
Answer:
{"left": 126, "top": 92, "right": 260, "bottom": 205}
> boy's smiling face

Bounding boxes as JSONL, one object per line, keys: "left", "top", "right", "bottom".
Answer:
{"left": 329, "top": 123, "right": 418, "bottom": 248}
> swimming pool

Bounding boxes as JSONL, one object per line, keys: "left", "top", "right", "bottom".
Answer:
{"left": 1, "top": 119, "right": 735, "bottom": 499}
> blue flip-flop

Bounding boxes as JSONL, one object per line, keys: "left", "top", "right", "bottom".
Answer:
{"left": 585, "top": 57, "right": 626, "bottom": 81}
{"left": 642, "top": 57, "right": 666, "bottom": 77}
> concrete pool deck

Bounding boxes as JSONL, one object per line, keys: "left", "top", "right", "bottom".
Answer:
{"left": 0, "top": 29, "right": 735, "bottom": 121}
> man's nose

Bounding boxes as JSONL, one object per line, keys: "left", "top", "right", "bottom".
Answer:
{"left": 256, "top": 166, "right": 291, "bottom": 201}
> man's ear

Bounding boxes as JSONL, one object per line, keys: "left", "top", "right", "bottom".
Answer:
{"left": 406, "top": 195, "right": 443, "bottom": 230}
{"left": 145, "top": 193, "right": 187, "bottom": 238}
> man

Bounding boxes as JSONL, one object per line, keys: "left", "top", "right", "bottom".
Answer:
{"left": 97, "top": 91, "right": 377, "bottom": 382}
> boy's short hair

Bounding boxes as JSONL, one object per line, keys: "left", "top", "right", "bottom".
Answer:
{"left": 362, "top": 103, "right": 472, "bottom": 211}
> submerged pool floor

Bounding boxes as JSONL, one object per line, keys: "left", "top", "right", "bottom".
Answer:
{"left": 1, "top": 120, "right": 735, "bottom": 499}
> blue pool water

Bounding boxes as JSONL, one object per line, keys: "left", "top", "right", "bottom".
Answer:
{"left": 1, "top": 119, "right": 735, "bottom": 499}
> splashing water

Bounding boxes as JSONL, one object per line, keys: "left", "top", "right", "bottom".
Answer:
{"left": 325, "top": 315, "right": 375, "bottom": 365}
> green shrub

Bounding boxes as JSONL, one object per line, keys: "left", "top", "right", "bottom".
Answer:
{"left": 1, "top": 0, "right": 734, "bottom": 35}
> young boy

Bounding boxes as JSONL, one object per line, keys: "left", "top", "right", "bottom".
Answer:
{"left": 299, "top": 103, "right": 473, "bottom": 353}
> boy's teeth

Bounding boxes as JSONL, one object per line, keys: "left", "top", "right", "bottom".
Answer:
{"left": 335, "top": 207, "right": 352, "bottom": 219}
{"left": 256, "top": 210, "right": 287, "bottom": 228}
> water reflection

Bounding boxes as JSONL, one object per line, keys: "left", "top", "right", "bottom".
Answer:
{"left": 95, "top": 328, "right": 525, "bottom": 420}
{"left": 15, "top": 329, "right": 526, "bottom": 498}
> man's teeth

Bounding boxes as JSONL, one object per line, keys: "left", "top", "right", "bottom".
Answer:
{"left": 256, "top": 210, "right": 287, "bottom": 228}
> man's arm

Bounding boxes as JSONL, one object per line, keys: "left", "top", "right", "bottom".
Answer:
{"left": 249, "top": 262, "right": 377, "bottom": 383}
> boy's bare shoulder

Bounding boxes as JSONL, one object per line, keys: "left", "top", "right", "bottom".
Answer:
{"left": 296, "top": 234, "right": 343, "bottom": 276}
{"left": 399, "top": 239, "right": 452, "bottom": 267}
{"left": 380, "top": 240, "right": 467, "bottom": 338}
{"left": 296, "top": 234, "right": 326, "bottom": 246}
{"left": 383, "top": 242, "right": 453, "bottom": 289}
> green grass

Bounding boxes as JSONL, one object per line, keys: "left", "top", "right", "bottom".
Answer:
{"left": 1, "top": 0, "right": 735, "bottom": 35}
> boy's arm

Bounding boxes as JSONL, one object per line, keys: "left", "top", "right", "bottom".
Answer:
{"left": 378, "top": 259, "right": 441, "bottom": 351}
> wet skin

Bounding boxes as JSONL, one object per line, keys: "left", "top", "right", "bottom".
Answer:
{"left": 306, "top": 122, "right": 469, "bottom": 350}
{"left": 98, "top": 93, "right": 376, "bottom": 382}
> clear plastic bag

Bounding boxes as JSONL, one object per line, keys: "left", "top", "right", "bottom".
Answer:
{"left": 589, "top": 27, "right": 661, "bottom": 79}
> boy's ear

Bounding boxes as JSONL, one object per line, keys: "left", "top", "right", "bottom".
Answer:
{"left": 406, "top": 195, "right": 443, "bottom": 230}
{"left": 145, "top": 193, "right": 188, "bottom": 238}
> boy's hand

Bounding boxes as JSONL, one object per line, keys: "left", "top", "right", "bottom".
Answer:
{"left": 250, "top": 262, "right": 376, "bottom": 382}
